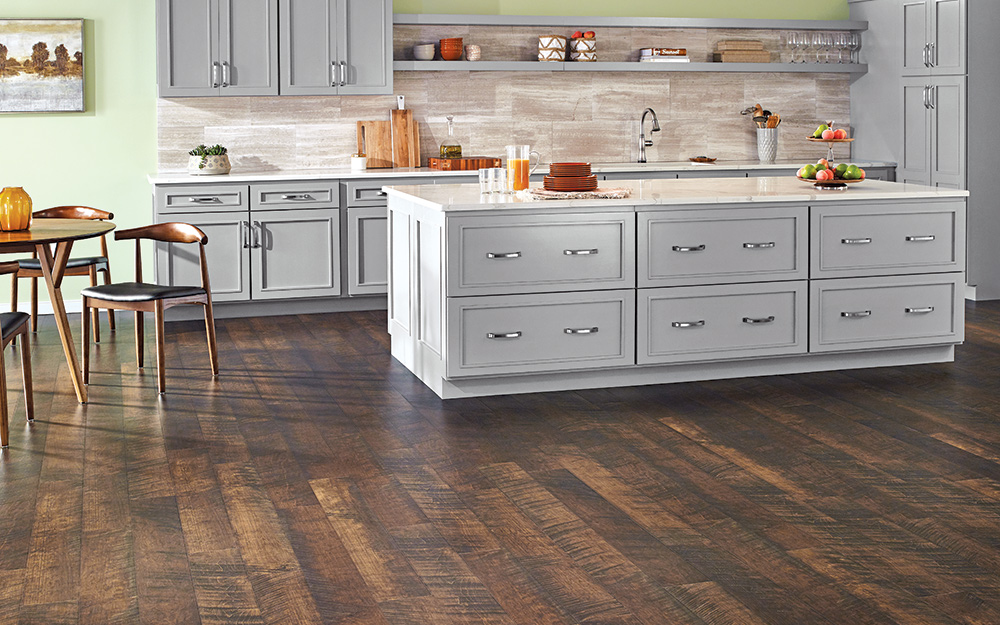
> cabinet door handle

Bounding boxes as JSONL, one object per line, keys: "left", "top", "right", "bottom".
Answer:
{"left": 377, "top": 190, "right": 388, "bottom": 197}
{"left": 905, "top": 306, "right": 935, "bottom": 314}
{"left": 487, "top": 331, "right": 522, "bottom": 340}
{"left": 841, "top": 310, "right": 872, "bottom": 318}
{"left": 929, "top": 85, "right": 936, "bottom": 109}
{"left": 241, "top": 220, "right": 250, "bottom": 249}
{"left": 188, "top": 196, "right": 221, "bottom": 203}
{"left": 564, "top": 248, "right": 598, "bottom": 256}
{"left": 564, "top": 327, "right": 599, "bottom": 335}
{"left": 672, "top": 245, "right": 706, "bottom": 252}
{"left": 742, "top": 316, "right": 775, "bottom": 324}
{"left": 906, "top": 235, "right": 936, "bottom": 242}
{"left": 252, "top": 221, "right": 262, "bottom": 249}
{"left": 928, "top": 42, "right": 935, "bottom": 67}
{"left": 743, "top": 242, "right": 775, "bottom": 249}
{"left": 841, "top": 237, "right": 872, "bottom": 245}
{"left": 331, "top": 61, "right": 338, "bottom": 87}
{"left": 672, "top": 320, "right": 705, "bottom": 328}
{"left": 221, "top": 61, "right": 230, "bottom": 87}
{"left": 922, "top": 43, "right": 930, "bottom": 67}
{"left": 340, "top": 61, "right": 347, "bottom": 86}
{"left": 923, "top": 86, "right": 931, "bottom": 109}
{"left": 487, "top": 252, "right": 521, "bottom": 259}
{"left": 281, "top": 194, "right": 314, "bottom": 201}
{"left": 212, "top": 61, "right": 220, "bottom": 88}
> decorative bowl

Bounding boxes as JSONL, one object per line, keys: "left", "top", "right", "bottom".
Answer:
{"left": 413, "top": 44, "right": 435, "bottom": 61}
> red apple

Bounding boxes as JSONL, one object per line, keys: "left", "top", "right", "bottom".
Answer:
{"left": 833, "top": 128, "right": 848, "bottom": 140}
{"left": 583, "top": 31, "right": 596, "bottom": 39}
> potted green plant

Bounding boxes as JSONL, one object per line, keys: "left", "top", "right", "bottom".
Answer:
{"left": 188, "top": 144, "right": 231, "bottom": 175}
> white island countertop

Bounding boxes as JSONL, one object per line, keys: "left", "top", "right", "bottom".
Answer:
{"left": 147, "top": 159, "right": 896, "bottom": 185}
{"left": 383, "top": 176, "right": 968, "bottom": 214}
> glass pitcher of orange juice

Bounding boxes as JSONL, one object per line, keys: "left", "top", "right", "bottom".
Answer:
{"left": 505, "top": 145, "right": 540, "bottom": 191}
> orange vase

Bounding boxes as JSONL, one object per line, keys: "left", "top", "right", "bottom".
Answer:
{"left": 0, "top": 187, "right": 32, "bottom": 231}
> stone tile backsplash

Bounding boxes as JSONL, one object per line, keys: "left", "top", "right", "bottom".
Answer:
{"left": 157, "top": 27, "right": 852, "bottom": 171}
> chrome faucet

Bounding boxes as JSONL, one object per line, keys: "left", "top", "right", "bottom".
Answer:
{"left": 638, "top": 108, "right": 660, "bottom": 163}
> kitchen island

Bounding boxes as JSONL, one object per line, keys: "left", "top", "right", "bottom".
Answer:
{"left": 385, "top": 176, "right": 968, "bottom": 399}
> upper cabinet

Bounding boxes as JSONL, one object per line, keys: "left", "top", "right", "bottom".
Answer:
{"left": 279, "top": 0, "right": 392, "bottom": 96}
{"left": 156, "top": 0, "right": 279, "bottom": 97}
{"left": 902, "top": 0, "right": 965, "bottom": 75}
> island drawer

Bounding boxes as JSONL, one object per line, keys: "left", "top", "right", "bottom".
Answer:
{"left": 810, "top": 273, "right": 964, "bottom": 352}
{"left": 345, "top": 178, "right": 434, "bottom": 207}
{"left": 445, "top": 290, "right": 635, "bottom": 378}
{"left": 251, "top": 181, "right": 339, "bottom": 210}
{"left": 155, "top": 184, "right": 249, "bottom": 214}
{"left": 811, "top": 201, "right": 965, "bottom": 278}
{"left": 637, "top": 282, "right": 807, "bottom": 364}
{"left": 447, "top": 213, "right": 635, "bottom": 296}
{"left": 639, "top": 207, "right": 807, "bottom": 287}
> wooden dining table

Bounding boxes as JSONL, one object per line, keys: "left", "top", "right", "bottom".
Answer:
{"left": 0, "top": 218, "right": 115, "bottom": 403}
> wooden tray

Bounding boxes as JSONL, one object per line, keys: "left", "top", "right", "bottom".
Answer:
{"left": 427, "top": 156, "right": 501, "bottom": 171}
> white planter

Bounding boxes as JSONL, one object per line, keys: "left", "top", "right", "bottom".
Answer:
{"left": 188, "top": 153, "right": 231, "bottom": 175}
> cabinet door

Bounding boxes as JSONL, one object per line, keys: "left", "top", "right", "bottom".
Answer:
{"left": 279, "top": 0, "right": 338, "bottom": 95}
{"left": 250, "top": 209, "right": 341, "bottom": 299}
{"left": 219, "top": 0, "right": 278, "bottom": 95}
{"left": 155, "top": 212, "right": 251, "bottom": 302}
{"left": 899, "top": 77, "right": 931, "bottom": 185}
{"left": 347, "top": 207, "right": 388, "bottom": 296}
{"left": 929, "top": 0, "right": 965, "bottom": 75}
{"left": 929, "top": 76, "right": 966, "bottom": 189}
{"left": 337, "top": 0, "right": 392, "bottom": 95}
{"left": 902, "top": 0, "right": 929, "bottom": 75}
{"left": 156, "top": 0, "right": 220, "bottom": 96}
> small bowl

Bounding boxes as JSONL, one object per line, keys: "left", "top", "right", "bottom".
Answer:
{"left": 465, "top": 44, "right": 481, "bottom": 61}
{"left": 439, "top": 37, "right": 463, "bottom": 46}
{"left": 413, "top": 44, "right": 435, "bottom": 61}
{"left": 440, "top": 47, "right": 463, "bottom": 61}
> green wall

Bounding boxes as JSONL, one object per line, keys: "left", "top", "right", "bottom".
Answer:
{"left": 395, "top": 0, "right": 850, "bottom": 20}
{"left": 0, "top": 1, "right": 156, "bottom": 307}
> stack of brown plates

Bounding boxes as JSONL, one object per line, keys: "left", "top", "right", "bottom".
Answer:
{"left": 545, "top": 162, "right": 597, "bottom": 191}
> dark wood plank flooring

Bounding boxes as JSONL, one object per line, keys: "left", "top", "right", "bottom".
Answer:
{"left": 2, "top": 302, "right": 1000, "bottom": 624}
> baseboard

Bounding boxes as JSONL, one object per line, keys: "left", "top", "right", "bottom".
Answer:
{"left": 14, "top": 299, "right": 82, "bottom": 316}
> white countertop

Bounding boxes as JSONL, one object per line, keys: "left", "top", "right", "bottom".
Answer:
{"left": 383, "top": 176, "right": 968, "bottom": 213}
{"left": 148, "top": 159, "right": 897, "bottom": 185}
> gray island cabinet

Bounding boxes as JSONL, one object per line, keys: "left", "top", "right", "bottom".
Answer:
{"left": 385, "top": 177, "right": 967, "bottom": 399}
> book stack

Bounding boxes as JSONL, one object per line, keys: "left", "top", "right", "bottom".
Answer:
{"left": 639, "top": 47, "right": 690, "bottom": 63}
{"left": 712, "top": 40, "right": 771, "bottom": 63}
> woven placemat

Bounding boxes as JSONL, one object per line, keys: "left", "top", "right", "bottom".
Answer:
{"left": 518, "top": 187, "right": 632, "bottom": 200}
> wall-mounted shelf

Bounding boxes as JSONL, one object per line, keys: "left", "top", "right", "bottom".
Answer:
{"left": 393, "top": 14, "right": 868, "bottom": 31}
{"left": 393, "top": 61, "right": 868, "bottom": 74}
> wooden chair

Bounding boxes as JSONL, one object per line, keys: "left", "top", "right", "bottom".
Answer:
{"left": 81, "top": 223, "right": 219, "bottom": 394}
{"left": 0, "top": 261, "right": 33, "bottom": 448}
{"left": 12, "top": 206, "right": 116, "bottom": 342}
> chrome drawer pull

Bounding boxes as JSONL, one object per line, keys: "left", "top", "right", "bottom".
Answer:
{"left": 841, "top": 310, "right": 872, "bottom": 318}
{"left": 564, "top": 327, "right": 599, "bottom": 335}
{"left": 905, "top": 306, "right": 935, "bottom": 314}
{"left": 672, "top": 245, "right": 706, "bottom": 252}
{"left": 743, "top": 242, "right": 775, "bottom": 249}
{"left": 841, "top": 238, "right": 872, "bottom": 245}
{"left": 905, "top": 235, "right": 936, "bottom": 242}
{"left": 486, "top": 252, "right": 521, "bottom": 259}
{"left": 188, "top": 196, "right": 221, "bottom": 203}
{"left": 743, "top": 316, "right": 775, "bottom": 324}
{"left": 672, "top": 320, "right": 705, "bottom": 328}
{"left": 487, "top": 331, "right": 522, "bottom": 340}
{"left": 564, "top": 248, "right": 599, "bottom": 256}
{"left": 281, "top": 194, "right": 314, "bottom": 201}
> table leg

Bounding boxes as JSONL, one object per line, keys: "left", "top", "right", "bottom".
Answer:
{"left": 36, "top": 242, "right": 87, "bottom": 403}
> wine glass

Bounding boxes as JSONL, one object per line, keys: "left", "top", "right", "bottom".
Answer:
{"left": 848, "top": 32, "right": 861, "bottom": 64}
{"left": 834, "top": 32, "right": 848, "bottom": 63}
{"left": 812, "top": 32, "right": 824, "bottom": 63}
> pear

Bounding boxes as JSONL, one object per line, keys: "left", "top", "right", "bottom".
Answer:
{"left": 812, "top": 124, "right": 829, "bottom": 139}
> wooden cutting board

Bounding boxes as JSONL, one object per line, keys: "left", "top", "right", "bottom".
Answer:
{"left": 390, "top": 109, "right": 421, "bottom": 168}
{"left": 357, "top": 121, "right": 393, "bottom": 168}
{"left": 427, "top": 156, "right": 502, "bottom": 171}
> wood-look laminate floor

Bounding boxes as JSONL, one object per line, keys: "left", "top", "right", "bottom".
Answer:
{"left": 2, "top": 303, "right": 1000, "bottom": 624}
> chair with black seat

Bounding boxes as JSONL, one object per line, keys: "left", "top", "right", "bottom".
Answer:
{"left": 0, "top": 261, "right": 33, "bottom": 448}
{"left": 81, "top": 222, "right": 219, "bottom": 394}
{"left": 12, "top": 206, "right": 115, "bottom": 342}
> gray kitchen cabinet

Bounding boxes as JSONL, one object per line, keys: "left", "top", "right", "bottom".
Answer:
{"left": 155, "top": 211, "right": 251, "bottom": 303}
{"left": 279, "top": 0, "right": 392, "bottom": 96}
{"left": 156, "top": 0, "right": 278, "bottom": 97}
{"left": 347, "top": 207, "right": 388, "bottom": 296}
{"left": 899, "top": 75, "right": 965, "bottom": 188}
{"left": 902, "top": 0, "right": 965, "bottom": 76}
{"left": 251, "top": 209, "right": 341, "bottom": 299}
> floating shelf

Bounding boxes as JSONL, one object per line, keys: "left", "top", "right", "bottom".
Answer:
{"left": 393, "top": 61, "right": 868, "bottom": 74}
{"left": 393, "top": 14, "right": 868, "bottom": 31}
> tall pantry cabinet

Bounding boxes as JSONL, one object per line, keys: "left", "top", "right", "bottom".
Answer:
{"left": 850, "top": 0, "right": 1000, "bottom": 300}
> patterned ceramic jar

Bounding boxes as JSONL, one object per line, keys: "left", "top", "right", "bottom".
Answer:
{"left": 569, "top": 38, "right": 597, "bottom": 61}
{"left": 538, "top": 35, "right": 567, "bottom": 61}
{"left": 188, "top": 153, "right": 232, "bottom": 175}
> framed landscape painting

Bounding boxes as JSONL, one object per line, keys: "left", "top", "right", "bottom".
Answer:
{"left": 0, "top": 19, "right": 84, "bottom": 113}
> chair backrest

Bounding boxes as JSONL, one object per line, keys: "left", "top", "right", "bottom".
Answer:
{"left": 115, "top": 222, "right": 208, "bottom": 245}
{"left": 0, "top": 261, "right": 19, "bottom": 277}
{"left": 34, "top": 206, "right": 114, "bottom": 221}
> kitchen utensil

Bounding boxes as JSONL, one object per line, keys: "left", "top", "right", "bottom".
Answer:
{"left": 505, "top": 145, "right": 541, "bottom": 191}
{"left": 427, "top": 156, "right": 501, "bottom": 171}
{"left": 356, "top": 120, "right": 393, "bottom": 168}
{"left": 391, "top": 109, "right": 420, "bottom": 168}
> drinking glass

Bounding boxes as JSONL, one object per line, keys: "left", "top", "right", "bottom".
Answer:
{"left": 478, "top": 167, "right": 506, "bottom": 194}
{"left": 505, "top": 145, "right": 540, "bottom": 192}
